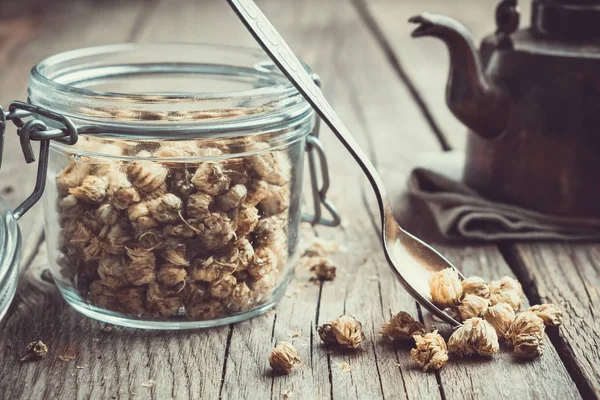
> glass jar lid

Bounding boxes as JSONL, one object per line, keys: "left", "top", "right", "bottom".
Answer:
{"left": 28, "top": 43, "right": 315, "bottom": 140}
{"left": 0, "top": 198, "right": 21, "bottom": 322}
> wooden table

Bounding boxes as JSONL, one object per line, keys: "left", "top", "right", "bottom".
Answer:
{"left": 0, "top": 0, "right": 597, "bottom": 398}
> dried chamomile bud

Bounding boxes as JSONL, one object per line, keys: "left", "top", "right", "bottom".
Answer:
{"left": 461, "top": 276, "right": 490, "bottom": 299}
{"left": 95, "top": 203, "right": 120, "bottom": 225}
{"left": 117, "top": 287, "right": 146, "bottom": 315}
{"left": 157, "top": 264, "right": 187, "bottom": 287}
{"left": 245, "top": 179, "right": 269, "bottom": 207}
{"left": 98, "top": 256, "right": 129, "bottom": 288}
{"left": 127, "top": 160, "right": 169, "bottom": 193}
{"left": 125, "top": 247, "right": 156, "bottom": 286}
{"left": 187, "top": 192, "right": 213, "bottom": 218}
{"left": 186, "top": 297, "right": 223, "bottom": 320}
{"left": 527, "top": 304, "right": 563, "bottom": 327}
{"left": 222, "top": 238, "right": 255, "bottom": 270}
{"left": 489, "top": 276, "right": 524, "bottom": 311}
{"left": 259, "top": 185, "right": 290, "bottom": 216}
{"left": 162, "top": 222, "right": 197, "bottom": 239}
{"left": 309, "top": 258, "right": 337, "bottom": 281}
{"left": 254, "top": 216, "right": 285, "bottom": 247}
{"left": 410, "top": 331, "right": 448, "bottom": 372}
{"left": 141, "top": 182, "right": 168, "bottom": 202}
{"left": 457, "top": 294, "right": 490, "bottom": 320}
{"left": 160, "top": 245, "right": 189, "bottom": 267}
{"left": 128, "top": 202, "right": 158, "bottom": 230}
{"left": 136, "top": 228, "right": 163, "bottom": 249}
{"left": 448, "top": 317, "right": 499, "bottom": 357}
{"left": 192, "top": 161, "right": 230, "bottom": 196}
{"left": 147, "top": 282, "right": 183, "bottom": 317}
{"left": 59, "top": 194, "right": 83, "bottom": 216}
{"left": 507, "top": 311, "right": 545, "bottom": 359}
{"left": 429, "top": 268, "right": 463, "bottom": 308}
{"left": 195, "top": 213, "right": 235, "bottom": 251}
{"left": 113, "top": 186, "right": 141, "bottom": 210}
{"left": 148, "top": 193, "right": 182, "bottom": 223}
{"left": 269, "top": 342, "right": 301, "bottom": 374}
{"left": 236, "top": 206, "right": 259, "bottom": 236}
{"left": 482, "top": 303, "right": 516, "bottom": 339}
{"left": 380, "top": 311, "right": 427, "bottom": 341}
{"left": 227, "top": 282, "right": 252, "bottom": 312}
{"left": 170, "top": 169, "right": 196, "bottom": 199}
{"left": 190, "top": 257, "right": 222, "bottom": 282}
{"left": 216, "top": 184, "right": 247, "bottom": 211}
{"left": 89, "top": 280, "right": 119, "bottom": 309}
{"left": 69, "top": 175, "right": 108, "bottom": 203}
{"left": 318, "top": 315, "right": 365, "bottom": 349}
{"left": 247, "top": 143, "right": 291, "bottom": 186}
{"left": 82, "top": 236, "right": 102, "bottom": 263}
{"left": 56, "top": 158, "right": 90, "bottom": 194}
{"left": 248, "top": 247, "right": 277, "bottom": 279}
{"left": 103, "top": 223, "right": 132, "bottom": 256}
{"left": 209, "top": 274, "right": 237, "bottom": 299}
{"left": 20, "top": 340, "right": 49, "bottom": 362}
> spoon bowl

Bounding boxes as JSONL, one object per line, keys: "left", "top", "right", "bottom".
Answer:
{"left": 227, "top": 0, "right": 463, "bottom": 327}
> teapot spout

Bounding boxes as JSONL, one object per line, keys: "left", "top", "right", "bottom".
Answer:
{"left": 409, "top": 13, "right": 509, "bottom": 139}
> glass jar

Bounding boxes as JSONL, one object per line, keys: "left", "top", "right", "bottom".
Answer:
{"left": 0, "top": 198, "right": 20, "bottom": 322}
{"left": 25, "top": 43, "right": 319, "bottom": 329}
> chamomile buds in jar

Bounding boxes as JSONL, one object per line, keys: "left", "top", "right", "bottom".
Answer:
{"left": 36, "top": 44, "right": 317, "bottom": 329}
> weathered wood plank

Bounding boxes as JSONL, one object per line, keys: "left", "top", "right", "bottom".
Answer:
{"left": 509, "top": 243, "right": 600, "bottom": 399}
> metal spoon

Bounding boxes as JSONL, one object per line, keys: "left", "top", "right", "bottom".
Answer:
{"left": 227, "top": 0, "right": 463, "bottom": 326}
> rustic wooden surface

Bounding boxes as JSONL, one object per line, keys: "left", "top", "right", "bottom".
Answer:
{"left": 0, "top": 0, "right": 595, "bottom": 399}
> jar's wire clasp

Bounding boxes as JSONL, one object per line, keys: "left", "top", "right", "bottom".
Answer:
{"left": 302, "top": 74, "right": 341, "bottom": 227}
{"left": 0, "top": 102, "right": 78, "bottom": 220}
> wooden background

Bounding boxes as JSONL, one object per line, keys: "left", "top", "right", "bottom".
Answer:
{"left": 0, "top": 0, "right": 597, "bottom": 399}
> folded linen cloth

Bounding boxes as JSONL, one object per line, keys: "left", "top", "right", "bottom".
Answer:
{"left": 408, "top": 162, "right": 600, "bottom": 241}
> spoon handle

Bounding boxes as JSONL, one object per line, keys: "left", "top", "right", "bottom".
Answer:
{"left": 226, "top": 0, "right": 392, "bottom": 219}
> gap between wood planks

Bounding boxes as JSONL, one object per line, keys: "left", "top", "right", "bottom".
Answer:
{"left": 351, "top": 0, "right": 452, "bottom": 152}
{"left": 499, "top": 243, "right": 597, "bottom": 400}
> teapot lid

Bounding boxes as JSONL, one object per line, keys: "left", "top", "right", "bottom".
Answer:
{"left": 532, "top": 0, "right": 600, "bottom": 38}
{"left": 0, "top": 198, "right": 21, "bottom": 322}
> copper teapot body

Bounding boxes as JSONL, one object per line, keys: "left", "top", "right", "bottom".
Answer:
{"left": 411, "top": 1, "right": 600, "bottom": 217}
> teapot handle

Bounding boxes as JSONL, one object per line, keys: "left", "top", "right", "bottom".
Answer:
{"left": 495, "top": 0, "right": 520, "bottom": 46}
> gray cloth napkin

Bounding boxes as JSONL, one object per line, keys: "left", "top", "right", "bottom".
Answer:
{"left": 408, "top": 167, "right": 600, "bottom": 241}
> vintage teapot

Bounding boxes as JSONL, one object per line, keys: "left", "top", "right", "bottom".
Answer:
{"left": 410, "top": 0, "right": 600, "bottom": 218}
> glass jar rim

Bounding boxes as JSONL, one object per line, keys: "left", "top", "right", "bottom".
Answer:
{"left": 28, "top": 43, "right": 314, "bottom": 137}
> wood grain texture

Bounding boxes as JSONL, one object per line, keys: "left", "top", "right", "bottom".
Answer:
{"left": 0, "top": 0, "right": 588, "bottom": 399}
{"left": 509, "top": 243, "right": 600, "bottom": 399}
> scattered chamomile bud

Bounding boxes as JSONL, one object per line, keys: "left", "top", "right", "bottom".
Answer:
{"left": 489, "top": 276, "right": 524, "bottom": 311}
{"left": 380, "top": 311, "right": 427, "bottom": 341}
{"left": 482, "top": 302, "right": 516, "bottom": 339}
{"left": 309, "top": 258, "right": 337, "bottom": 281}
{"left": 20, "top": 340, "right": 49, "bottom": 362}
{"left": 429, "top": 268, "right": 463, "bottom": 308}
{"left": 410, "top": 330, "right": 448, "bottom": 372}
{"left": 318, "top": 315, "right": 365, "bottom": 349}
{"left": 461, "top": 276, "right": 490, "bottom": 299}
{"left": 457, "top": 294, "right": 490, "bottom": 321}
{"left": 269, "top": 342, "right": 301, "bottom": 374}
{"left": 507, "top": 311, "right": 546, "bottom": 360}
{"left": 527, "top": 304, "right": 563, "bottom": 327}
{"left": 448, "top": 317, "right": 499, "bottom": 357}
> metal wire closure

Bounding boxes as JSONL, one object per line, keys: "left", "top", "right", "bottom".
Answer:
{"left": 301, "top": 74, "right": 341, "bottom": 227}
{"left": 0, "top": 100, "right": 341, "bottom": 226}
